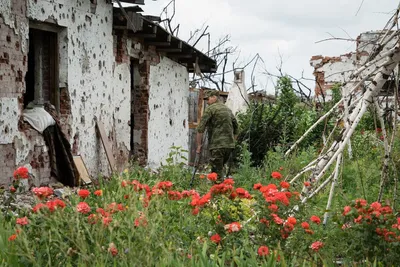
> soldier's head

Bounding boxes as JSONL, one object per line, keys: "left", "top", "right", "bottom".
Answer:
{"left": 204, "top": 90, "right": 219, "bottom": 105}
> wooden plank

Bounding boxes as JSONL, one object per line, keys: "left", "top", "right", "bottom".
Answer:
{"left": 73, "top": 156, "right": 92, "bottom": 185}
{"left": 96, "top": 121, "right": 117, "bottom": 173}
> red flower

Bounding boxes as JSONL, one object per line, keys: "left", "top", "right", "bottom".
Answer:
{"left": 103, "top": 217, "right": 113, "bottom": 226}
{"left": 94, "top": 190, "right": 103, "bottom": 196}
{"left": 199, "top": 174, "right": 205, "bottom": 179}
{"left": 223, "top": 178, "right": 235, "bottom": 185}
{"left": 287, "top": 217, "right": 297, "bottom": 225}
{"left": 224, "top": 222, "right": 241, "bottom": 233}
{"left": 32, "top": 187, "right": 54, "bottom": 199}
{"left": 301, "top": 222, "right": 310, "bottom": 229}
{"left": 10, "top": 186, "right": 16, "bottom": 193}
{"left": 8, "top": 234, "right": 17, "bottom": 241}
{"left": 13, "top": 166, "right": 29, "bottom": 179}
{"left": 253, "top": 183, "right": 262, "bottom": 190}
{"left": 279, "top": 166, "right": 284, "bottom": 171}
{"left": 310, "top": 241, "right": 324, "bottom": 252}
{"left": 310, "top": 215, "right": 321, "bottom": 225}
{"left": 192, "top": 207, "right": 199, "bottom": 215}
{"left": 134, "top": 213, "right": 148, "bottom": 227}
{"left": 370, "top": 201, "right": 381, "bottom": 210}
{"left": 305, "top": 229, "right": 314, "bottom": 235}
{"left": 210, "top": 234, "right": 221, "bottom": 244}
{"left": 16, "top": 217, "right": 29, "bottom": 226}
{"left": 257, "top": 246, "right": 269, "bottom": 256}
{"left": 343, "top": 206, "right": 352, "bottom": 216}
{"left": 271, "top": 171, "right": 283, "bottom": 180}
{"left": 354, "top": 215, "right": 363, "bottom": 224}
{"left": 304, "top": 181, "right": 311, "bottom": 187}
{"left": 207, "top": 172, "right": 218, "bottom": 181}
{"left": 108, "top": 244, "right": 118, "bottom": 256}
{"left": 78, "top": 189, "right": 90, "bottom": 199}
{"left": 280, "top": 181, "right": 290, "bottom": 189}
{"left": 355, "top": 198, "right": 367, "bottom": 208}
{"left": 271, "top": 214, "right": 284, "bottom": 225}
{"left": 268, "top": 204, "right": 279, "bottom": 212}
{"left": 76, "top": 202, "right": 91, "bottom": 214}
{"left": 121, "top": 180, "right": 128, "bottom": 187}
{"left": 32, "top": 203, "right": 47, "bottom": 213}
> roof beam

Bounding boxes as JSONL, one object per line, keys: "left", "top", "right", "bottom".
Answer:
{"left": 157, "top": 41, "right": 182, "bottom": 52}
{"left": 117, "top": 0, "right": 145, "bottom": 5}
{"left": 147, "top": 42, "right": 171, "bottom": 47}
{"left": 130, "top": 25, "right": 157, "bottom": 39}
{"left": 167, "top": 53, "right": 194, "bottom": 59}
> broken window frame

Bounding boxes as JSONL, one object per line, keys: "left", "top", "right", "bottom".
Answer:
{"left": 26, "top": 21, "right": 63, "bottom": 113}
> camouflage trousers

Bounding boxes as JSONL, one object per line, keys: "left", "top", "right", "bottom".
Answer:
{"left": 209, "top": 148, "right": 233, "bottom": 182}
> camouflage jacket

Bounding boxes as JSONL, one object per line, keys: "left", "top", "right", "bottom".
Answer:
{"left": 197, "top": 101, "right": 238, "bottom": 150}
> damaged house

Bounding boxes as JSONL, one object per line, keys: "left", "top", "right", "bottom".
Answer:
{"left": 0, "top": 0, "right": 216, "bottom": 186}
{"left": 310, "top": 31, "right": 398, "bottom": 103}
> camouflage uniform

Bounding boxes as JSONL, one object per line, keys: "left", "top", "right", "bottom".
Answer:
{"left": 197, "top": 91, "right": 238, "bottom": 181}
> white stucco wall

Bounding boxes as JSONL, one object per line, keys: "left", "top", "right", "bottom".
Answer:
{"left": 0, "top": 0, "right": 132, "bottom": 182}
{"left": 28, "top": 0, "right": 132, "bottom": 177}
{"left": 147, "top": 56, "right": 189, "bottom": 169}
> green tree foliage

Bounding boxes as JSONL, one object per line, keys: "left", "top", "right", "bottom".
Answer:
{"left": 236, "top": 76, "right": 324, "bottom": 166}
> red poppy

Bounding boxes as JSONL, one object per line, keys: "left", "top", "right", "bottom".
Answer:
{"left": 207, "top": 172, "right": 218, "bottom": 181}
{"left": 355, "top": 198, "right": 367, "bottom": 208}
{"left": 103, "top": 217, "right": 113, "bottom": 226}
{"left": 76, "top": 202, "right": 91, "bottom": 214}
{"left": 370, "top": 201, "right": 381, "bottom": 210}
{"left": 210, "top": 233, "right": 221, "bottom": 244}
{"left": 310, "top": 241, "right": 324, "bottom": 252}
{"left": 10, "top": 186, "right": 16, "bottom": 193}
{"left": 310, "top": 215, "right": 321, "bottom": 225}
{"left": 268, "top": 204, "right": 278, "bottom": 212}
{"left": 13, "top": 167, "right": 29, "bottom": 179}
{"left": 224, "top": 222, "right": 241, "bottom": 233}
{"left": 343, "top": 206, "right": 351, "bottom": 216}
{"left": 304, "top": 181, "right": 311, "bottom": 187}
{"left": 301, "top": 222, "right": 310, "bottom": 229}
{"left": 271, "top": 172, "right": 282, "bottom": 180}
{"left": 257, "top": 246, "right": 269, "bottom": 256}
{"left": 354, "top": 215, "right": 363, "bottom": 224}
{"left": 121, "top": 180, "right": 128, "bottom": 187}
{"left": 8, "top": 234, "right": 17, "bottom": 241}
{"left": 192, "top": 207, "right": 199, "bottom": 215}
{"left": 305, "top": 229, "right": 314, "bottom": 235}
{"left": 253, "top": 183, "right": 262, "bottom": 190}
{"left": 280, "top": 181, "right": 290, "bottom": 189}
{"left": 16, "top": 217, "right": 29, "bottom": 226}
{"left": 199, "top": 174, "right": 205, "bottom": 179}
{"left": 94, "top": 190, "right": 103, "bottom": 196}
{"left": 287, "top": 217, "right": 297, "bottom": 225}
{"left": 108, "top": 246, "right": 118, "bottom": 256}
{"left": 32, "top": 203, "right": 47, "bottom": 213}
{"left": 32, "top": 187, "right": 54, "bottom": 199}
{"left": 78, "top": 189, "right": 90, "bottom": 199}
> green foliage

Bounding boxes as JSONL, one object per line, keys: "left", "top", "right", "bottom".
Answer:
{"left": 236, "top": 76, "right": 326, "bottom": 166}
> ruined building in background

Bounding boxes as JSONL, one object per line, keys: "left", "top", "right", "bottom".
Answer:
{"left": 310, "top": 31, "right": 398, "bottom": 103}
{"left": 0, "top": 0, "right": 216, "bottom": 186}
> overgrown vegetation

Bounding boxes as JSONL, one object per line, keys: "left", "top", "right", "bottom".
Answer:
{"left": 1, "top": 76, "right": 400, "bottom": 266}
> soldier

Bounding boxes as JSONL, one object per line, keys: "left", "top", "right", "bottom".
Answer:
{"left": 196, "top": 90, "right": 238, "bottom": 183}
